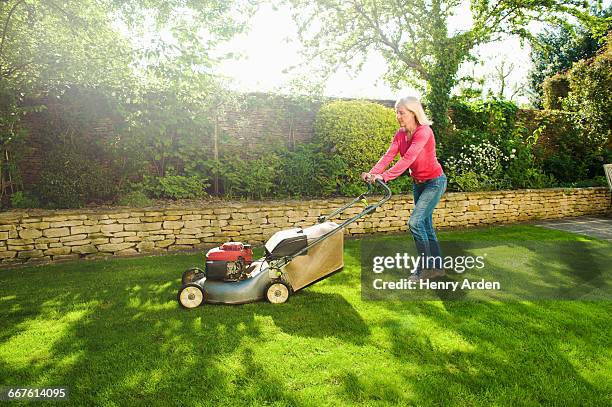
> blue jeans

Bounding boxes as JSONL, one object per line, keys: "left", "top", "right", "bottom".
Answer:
{"left": 409, "top": 173, "right": 447, "bottom": 273}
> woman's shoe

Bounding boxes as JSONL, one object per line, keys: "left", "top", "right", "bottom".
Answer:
{"left": 419, "top": 268, "right": 445, "bottom": 279}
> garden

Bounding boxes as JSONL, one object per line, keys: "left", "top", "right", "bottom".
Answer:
{"left": 1, "top": 0, "right": 611, "bottom": 405}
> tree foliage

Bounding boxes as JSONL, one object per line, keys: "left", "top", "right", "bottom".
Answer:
{"left": 285, "top": 0, "right": 605, "bottom": 135}
{"left": 0, "top": 0, "right": 257, "bottom": 207}
{"left": 528, "top": 4, "right": 612, "bottom": 107}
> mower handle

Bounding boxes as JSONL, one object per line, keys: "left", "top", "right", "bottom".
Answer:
{"left": 317, "top": 178, "right": 391, "bottom": 224}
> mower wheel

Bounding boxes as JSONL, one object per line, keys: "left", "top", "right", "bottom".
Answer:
{"left": 265, "top": 282, "right": 291, "bottom": 304}
{"left": 178, "top": 283, "right": 205, "bottom": 309}
{"left": 182, "top": 267, "right": 206, "bottom": 285}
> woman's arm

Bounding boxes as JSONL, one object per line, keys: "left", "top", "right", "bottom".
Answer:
{"left": 381, "top": 126, "right": 432, "bottom": 182}
{"left": 369, "top": 135, "right": 400, "bottom": 174}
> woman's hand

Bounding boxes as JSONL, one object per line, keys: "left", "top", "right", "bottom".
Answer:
{"left": 361, "top": 172, "right": 383, "bottom": 183}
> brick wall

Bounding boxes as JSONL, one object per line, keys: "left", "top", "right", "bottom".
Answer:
{"left": 0, "top": 187, "right": 610, "bottom": 267}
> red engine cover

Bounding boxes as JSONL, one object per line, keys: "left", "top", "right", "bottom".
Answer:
{"left": 206, "top": 242, "right": 253, "bottom": 262}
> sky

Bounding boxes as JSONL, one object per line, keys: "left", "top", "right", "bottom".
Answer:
{"left": 216, "top": 3, "right": 534, "bottom": 104}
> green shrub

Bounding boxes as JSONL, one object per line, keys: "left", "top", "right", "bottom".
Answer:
{"left": 277, "top": 144, "right": 346, "bottom": 197}
{"left": 562, "top": 33, "right": 612, "bottom": 171}
{"left": 221, "top": 153, "right": 281, "bottom": 199}
{"left": 511, "top": 168, "right": 557, "bottom": 189}
{"left": 448, "top": 171, "right": 497, "bottom": 192}
{"left": 10, "top": 191, "right": 40, "bottom": 209}
{"left": 36, "top": 145, "right": 118, "bottom": 208}
{"left": 143, "top": 175, "right": 208, "bottom": 200}
{"left": 117, "top": 191, "right": 153, "bottom": 207}
{"left": 542, "top": 74, "right": 570, "bottom": 110}
{"left": 313, "top": 100, "right": 398, "bottom": 195}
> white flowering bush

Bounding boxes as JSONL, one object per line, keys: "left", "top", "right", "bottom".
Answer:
{"left": 444, "top": 141, "right": 504, "bottom": 175}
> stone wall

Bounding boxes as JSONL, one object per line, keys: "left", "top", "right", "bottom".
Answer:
{"left": 0, "top": 187, "right": 610, "bottom": 267}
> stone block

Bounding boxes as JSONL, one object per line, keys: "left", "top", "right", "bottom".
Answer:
{"left": 89, "top": 214, "right": 110, "bottom": 221}
{"left": 144, "top": 235, "right": 165, "bottom": 242}
{"left": 176, "top": 239, "right": 199, "bottom": 245}
{"left": 18, "top": 250, "right": 44, "bottom": 259}
{"left": 44, "top": 247, "right": 72, "bottom": 256}
{"left": 110, "top": 238, "right": 124, "bottom": 244}
{"left": 165, "top": 210, "right": 191, "bottom": 216}
{"left": 116, "top": 249, "right": 138, "bottom": 256}
{"left": 43, "top": 227, "right": 70, "bottom": 238}
{"left": 72, "top": 245, "right": 98, "bottom": 254}
{"left": 60, "top": 234, "right": 88, "bottom": 243}
{"left": 124, "top": 222, "right": 162, "bottom": 232}
{"left": 117, "top": 218, "right": 141, "bottom": 224}
{"left": 108, "top": 213, "right": 131, "bottom": 219}
{"left": 19, "top": 229, "right": 43, "bottom": 239}
{"left": 90, "top": 238, "right": 110, "bottom": 245}
{"left": 125, "top": 236, "right": 142, "bottom": 242}
{"left": 163, "top": 220, "right": 184, "bottom": 230}
{"left": 0, "top": 251, "right": 16, "bottom": 259}
{"left": 181, "top": 228, "right": 202, "bottom": 235}
{"left": 156, "top": 239, "right": 175, "bottom": 248}
{"left": 8, "top": 245, "right": 34, "bottom": 251}
{"left": 101, "top": 224, "right": 124, "bottom": 233}
{"left": 97, "top": 242, "right": 136, "bottom": 252}
{"left": 141, "top": 216, "right": 164, "bottom": 222}
{"left": 184, "top": 220, "right": 210, "bottom": 228}
{"left": 137, "top": 241, "right": 156, "bottom": 252}
{"left": 66, "top": 215, "right": 88, "bottom": 220}
{"left": 162, "top": 215, "right": 182, "bottom": 221}
{"left": 25, "top": 256, "right": 52, "bottom": 265}
{"left": 42, "top": 216, "right": 68, "bottom": 222}
{"left": 99, "top": 219, "right": 118, "bottom": 225}
{"left": 8, "top": 238, "right": 34, "bottom": 245}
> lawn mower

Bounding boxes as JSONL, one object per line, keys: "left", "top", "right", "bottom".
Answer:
{"left": 177, "top": 179, "right": 391, "bottom": 308}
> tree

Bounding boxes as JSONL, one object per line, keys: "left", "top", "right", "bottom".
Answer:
{"left": 528, "top": 4, "right": 612, "bottom": 107}
{"left": 285, "top": 0, "right": 606, "bottom": 136}
{"left": 489, "top": 60, "right": 524, "bottom": 102}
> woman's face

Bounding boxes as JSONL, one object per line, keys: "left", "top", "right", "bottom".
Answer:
{"left": 396, "top": 106, "right": 417, "bottom": 130}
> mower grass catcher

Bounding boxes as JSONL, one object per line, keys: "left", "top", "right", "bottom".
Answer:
{"left": 178, "top": 179, "right": 391, "bottom": 308}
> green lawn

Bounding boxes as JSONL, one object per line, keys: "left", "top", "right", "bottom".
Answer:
{"left": 1, "top": 225, "right": 611, "bottom": 406}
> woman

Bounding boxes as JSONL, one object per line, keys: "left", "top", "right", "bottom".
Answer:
{"left": 361, "top": 96, "right": 447, "bottom": 280}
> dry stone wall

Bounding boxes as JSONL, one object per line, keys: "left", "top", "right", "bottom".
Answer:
{"left": 1, "top": 187, "right": 610, "bottom": 267}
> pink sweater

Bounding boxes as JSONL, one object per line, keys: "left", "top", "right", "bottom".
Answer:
{"left": 370, "top": 125, "right": 443, "bottom": 183}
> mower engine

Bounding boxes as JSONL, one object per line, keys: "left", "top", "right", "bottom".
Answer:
{"left": 205, "top": 242, "right": 253, "bottom": 281}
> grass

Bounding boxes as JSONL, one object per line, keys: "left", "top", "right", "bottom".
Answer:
{"left": 0, "top": 225, "right": 611, "bottom": 406}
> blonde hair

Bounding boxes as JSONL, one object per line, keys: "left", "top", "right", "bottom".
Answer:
{"left": 394, "top": 96, "right": 433, "bottom": 126}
